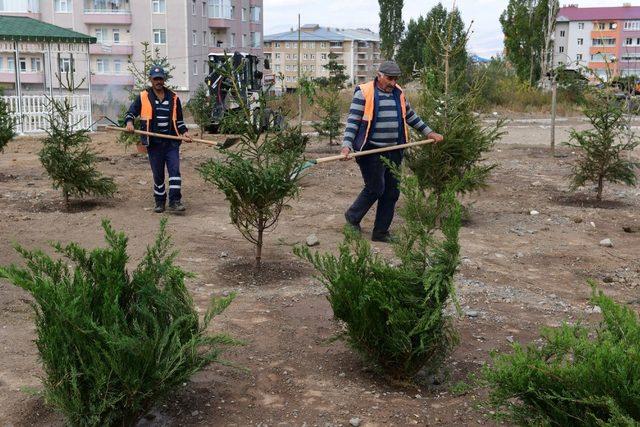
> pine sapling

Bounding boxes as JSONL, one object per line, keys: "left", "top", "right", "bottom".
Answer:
{"left": 198, "top": 59, "right": 307, "bottom": 268}
{"left": 407, "top": 8, "right": 504, "bottom": 205}
{"left": 0, "top": 218, "right": 238, "bottom": 426}
{"left": 39, "top": 98, "right": 116, "bottom": 210}
{"left": 296, "top": 171, "right": 462, "bottom": 379}
{"left": 0, "top": 93, "right": 14, "bottom": 152}
{"left": 565, "top": 87, "right": 639, "bottom": 202}
{"left": 187, "top": 82, "right": 213, "bottom": 135}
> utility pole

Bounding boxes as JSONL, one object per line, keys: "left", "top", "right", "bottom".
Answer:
{"left": 297, "top": 14, "right": 302, "bottom": 128}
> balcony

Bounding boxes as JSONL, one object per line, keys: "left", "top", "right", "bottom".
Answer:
{"left": 89, "top": 43, "right": 134, "bottom": 55}
{"left": 0, "top": 71, "right": 43, "bottom": 84}
{"left": 84, "top": 0, "right": 131, "bottom": 24}
{"left": 209, "top": 18, "right": 232, "bottom": 28}
{"left": 91, "top": 73, "right": 134, "bottom": 86}
{"left": 0, "top": 0, "right": 39, "bottom": 17}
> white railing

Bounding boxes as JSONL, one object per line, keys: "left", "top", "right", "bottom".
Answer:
{"left": 2, "top": 95, "right": 91, "bottom": 134}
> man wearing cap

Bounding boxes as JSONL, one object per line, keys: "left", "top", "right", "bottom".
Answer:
{"left": 125, "top": 66, "right": 192, "bottom": 213}
{"left": 341, "top": 60, "right": 443, "bottom": 242}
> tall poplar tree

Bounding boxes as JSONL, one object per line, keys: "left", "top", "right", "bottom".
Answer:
{"left": 379, "top": 0, "right": 404, "bottom": 60}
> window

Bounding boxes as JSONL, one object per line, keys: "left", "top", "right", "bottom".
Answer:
{"left": 609, "top": 22, "right": 617, "bottom": 30}
{"left": 8, "top": 57, "right": 15, "bottom": 71}
{"left": 55, "top": 0, "right": 71, "bottom": 12}
{"left": 578, "top": 22, "right": 584, "bottom": 29}
{"left": 193, "top": 60, "right": 198, "bottom": 75}
{"left": 192, "top": 0, "right": 196, "bottom": 15}
{"left": 95, "top": 28, "right": 105, "bottom": 43}
{"left": 203, "top": 31, "right": 207, "bottom": 46}
{"left": 303, "top": 53, "right": 308, "bottom": 60}
{"left": 230, "top": 32, "right": 235, "bottom": 47}
{"left": 310, "top": 53, "right": 315, "bottom": 59}
{"left": 241, "top": 7, "right": 246, "bottom": 21}
{"left": 559, "top": 30, "right": 565, "bottom": 37}
{"left": 0, "top": 58, "right": 3, "bottom": 71}
{"left": 96, "top": 58, "right": 108, "bottom": 73}
{"left": 203, "top": 61, "right": 208, "bottom": 74}
{"left": 251, "top": 32, "right": 260, "bottom": 48}
{"left": 559, "top": 46, "right": 564, "bottom": 53}
{"left": 576, "top": 54, "right": 582, "bottom": 61}
{"left": 321, "top": 53, "right": 327, "bottom": 60}
{"left": 592, "top": 38, "right": 616, "bottom": 46}
{"left": 209, "top": 0, "right": 233, "bottom": 19}
{"left": 202, "top": 1, "right": 206, "bottom": 15}
{"left": 114, "top": 59, "right": 122, "bottom": 73}
{"left": 637, "top": 37, "right": 640, "bottom": 45}
{"left": 320, "top": 42, "right": 326, "bottom": 48}
{"left": 30, "top": 57, "right": 42, "bottom": 72}
{"left": 274, "top": 64, "right": 280, "bottom": 71}
{"left": 626, "top": 38, "right": 633, "bottom": 45}
{"left": 152, "top": 0, "right": 166, "bottom": 13}
{"left": 242, "top": 34, "right": 246, "bottom": 47}
{"left": 250, "top": 6, "right": 261, "bottom": 22}
{"left": 230, "top": 5, "right": 234, "bottom": 17}
{"left": 274, "top": 42, "right": 280, "bottom": 48}
{"left": 597, "top": 22, "right": 606, "bottom": 30}
{"left": 113, "top": 29, "right": 120, "bottom": 44}
{"left": 153, "top": 29, "right": 166, "bottom": 44}
{"left": 275, "top": 53, "right": 281, "bottom": 59}
{"left": 19, "top": 57, "right": 26, "bottom": 72}
{"left": 624, "top": 21, "right": 640, "bottom": 30}
{"left": 285, "top": 42, "right": 290, "bottom": 49}
{"left": 192, "top": 30, "right": 197, "bottom": 45}
{"left": 577, "top": 38, "right": 583, "bottom": 45}
{"left": 286, "top": 53, "right": 291, "bottom": 60}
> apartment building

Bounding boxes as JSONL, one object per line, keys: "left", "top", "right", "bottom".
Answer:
{"left": 555, "top": 4, "right": 640, "bottom": 80}
{"left": 0, "top": 0, "right": 263, "bottom": 100}
{"left": 263, "top": 24, "right": 380, "bottom": 90}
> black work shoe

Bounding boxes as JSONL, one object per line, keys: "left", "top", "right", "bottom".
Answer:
{"left": 154, "top": 204, "right": 165, "bottom": 213}
{"left": 168, "top": 202, "right": 186, "bottom": 212}
{"left": 344, "top": 213, "right": 362, "bottom": 233}
{"left": 371, "top": 231, "right": 393, "bottom": 243}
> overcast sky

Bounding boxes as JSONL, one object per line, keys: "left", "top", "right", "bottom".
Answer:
{"left": 263, "top": 0, "right": 628, "bottom": 58}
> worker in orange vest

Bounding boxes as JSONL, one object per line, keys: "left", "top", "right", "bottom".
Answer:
{"left": 341, "top": 61, "right": 443, "bottom": 242}
{"left": 125, "top": 66, "right": 192, "bottom": 213}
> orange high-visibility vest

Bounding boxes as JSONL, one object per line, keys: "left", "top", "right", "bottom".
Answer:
{"left": 140, "top": 90, "right": 180, "bottom": 136}
{"left": 357, "top": 81, "right": 410, "bottom": 151}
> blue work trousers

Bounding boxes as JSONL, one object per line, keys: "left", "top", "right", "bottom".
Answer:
{"left": 148, "top": 143, "right": 181, "bottom": 206}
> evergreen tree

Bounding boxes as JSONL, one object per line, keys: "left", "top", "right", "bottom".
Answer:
{"left": 296, "top": 174, "right": 462, "bottom": 379}
{"left": 396, "top": 4, "right": 468, "bottom": 86}
{"left": 40, "top": 98, "right": 116, "bottom": 210}
{"left": 500, "top": 0, "right": 550, "bottom": 84}
{"left": 118, "top": 42, "right": 176, "bottom": 149}
{"left": 0, "top": 93, "right": 14, "bottom": 152}
{"left": 307, "top": 54, "right": 349, "bottom": 145}
{"left": 0, "top": 219, "right": 237, "bottom": 426}
{"left": 565, "top": 87, "right": 640, "bottom": 202}
{"left": 379, "top": 0, "right": 405, "bottom": 60}
{"left": 187, "top": 82, "right": 213, "bottom": 135}
{"left": 407, "top": 6, "right": 504, "bottom": 204}
{"left": 198, "top": 59, "right": 307, "bottom": 268}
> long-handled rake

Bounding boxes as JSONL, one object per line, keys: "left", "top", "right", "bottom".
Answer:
{"left": 104, "top": 126, "right": 240, "bottom": 149}
{"left": 292, "top": 138, "right": 436, "bottom": 179}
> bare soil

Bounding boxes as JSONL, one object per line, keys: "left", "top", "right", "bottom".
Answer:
{"left": 1, "top": 118, "right": 639, "bottom": 426}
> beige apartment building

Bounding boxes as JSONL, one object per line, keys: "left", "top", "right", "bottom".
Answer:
{"left": 263, "top": 24, "right": 380, "bottom": 91}
{"left": 0, "top": 0, "right": 263, "bottom": 101}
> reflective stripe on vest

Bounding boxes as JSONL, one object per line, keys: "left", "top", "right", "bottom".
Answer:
{"left": 140, "top": 90, "right": 180, "bottom": 136}
{"left": 357, "top": 81, "right": 409, "bottom": 151}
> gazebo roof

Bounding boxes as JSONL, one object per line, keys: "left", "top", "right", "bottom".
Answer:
{"left": 0, "top": 16, "right": 96, "bottom": 43}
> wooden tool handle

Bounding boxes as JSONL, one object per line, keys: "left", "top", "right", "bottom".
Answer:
{"left": 314, "top": 139, "right": 436, "bottom": 164}
{"left": 104, "top": 125, "right": 219, "bottom": 146}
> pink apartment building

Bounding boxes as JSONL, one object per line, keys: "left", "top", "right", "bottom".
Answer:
{"left": 555, "top": 4, "right": 640, "bottom": 80}
{"left": 0, "top": 0, "right": 263, "bottom": 101}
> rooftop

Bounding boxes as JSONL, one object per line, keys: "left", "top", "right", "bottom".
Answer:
{"left": 557, "top": 5, "right": 640, "bottom": 21}
{"left": 264, "top": 26, "right": 379, "bottom": 43}
{"left": 0, "top": 16, "right": 95, "bottom": 43}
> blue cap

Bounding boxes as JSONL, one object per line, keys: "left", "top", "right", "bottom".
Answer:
{"left": 149, "top": 66, "right": 166, "bottom": 79}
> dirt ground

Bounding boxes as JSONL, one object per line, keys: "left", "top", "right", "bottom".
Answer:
{"left": 1, "top": 117, "right": 639, "bottom": 426}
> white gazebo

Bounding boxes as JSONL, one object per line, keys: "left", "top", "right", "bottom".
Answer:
{"left": 0, "top": 16, "right": 96, "bottom": 134}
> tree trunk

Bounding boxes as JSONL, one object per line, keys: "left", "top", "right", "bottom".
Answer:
{"left": 597, "top": 175, "right": 604, "bottom": 202}
{"left": 255, "top": 227, "right": 263, "bottom": 268}
{"left": 63, "top": 189, "right": 70, "bottom": 211}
